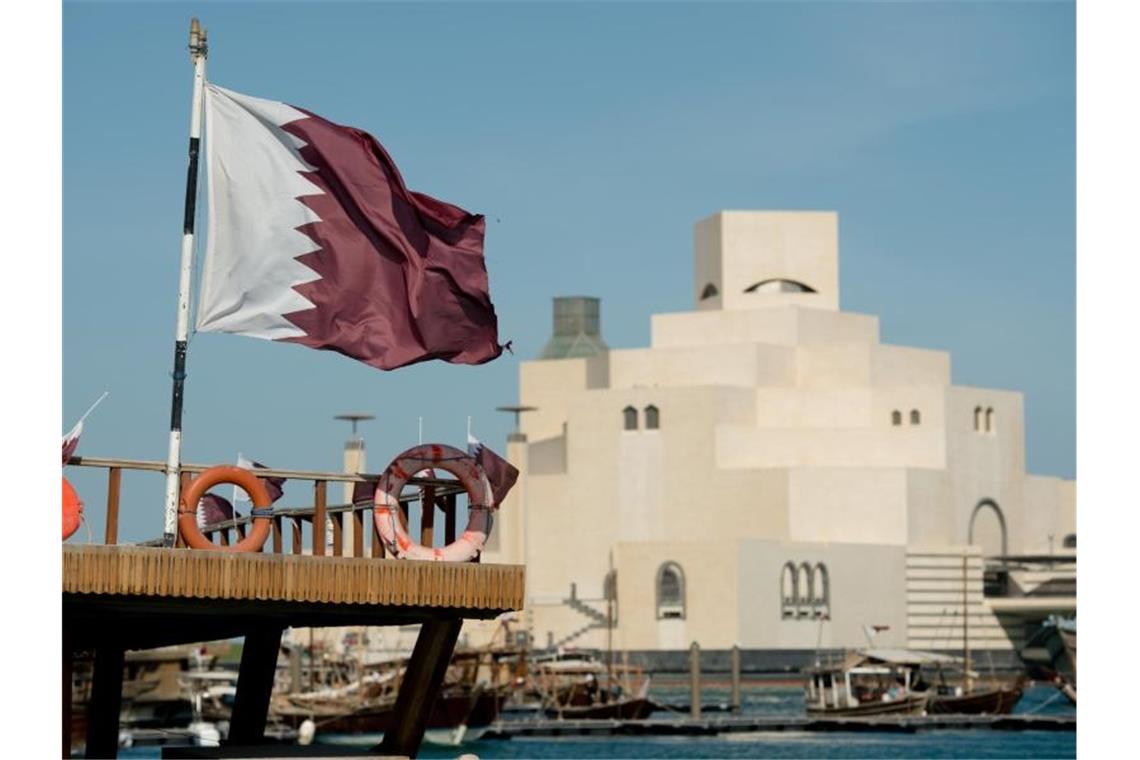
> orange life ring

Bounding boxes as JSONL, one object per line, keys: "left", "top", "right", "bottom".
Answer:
{"left": 63, "top": 476, "right": 83, "bottom": 541}
{"left": 178, "top": 465, "right": 272, "bottom": 552}
{"left": 373, "top": 444, "right": 494, "bottom": 561}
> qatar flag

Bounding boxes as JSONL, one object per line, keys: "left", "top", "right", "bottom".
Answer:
{"left": 467, "top": 433, "right": 519, "bottom": 508}
{"left": 197, "top": 84, "right": 505, "bottom": 370}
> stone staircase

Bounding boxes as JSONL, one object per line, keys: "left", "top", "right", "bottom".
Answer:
{"left": 552, "top": 583, "right": 610, "bottom": 649}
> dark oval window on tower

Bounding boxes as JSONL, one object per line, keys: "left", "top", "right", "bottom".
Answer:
{"left": 891, "top": 410, "right": 902, "bottom": 426}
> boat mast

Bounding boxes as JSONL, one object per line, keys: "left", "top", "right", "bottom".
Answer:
{"left": 162, "top": 17, "right": 208, "bottom": 546}
{"left": 963, "top": 552, "right": 972, "bottom": 692}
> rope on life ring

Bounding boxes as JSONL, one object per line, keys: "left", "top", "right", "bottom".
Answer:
{"left": 178, "top": 465, "right": 273, "bottom": 552}
{"left": 373, "top": 444, "right": 495, "bottom": 562}
{"left": 63, "top": 476, "right": 83, "bottom": 541}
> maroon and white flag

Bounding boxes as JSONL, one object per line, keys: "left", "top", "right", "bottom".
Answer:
{"left": 467, "top": 433, "right": 519, "bottom": 508}
{"left": 62, "top": 392, "right": 108, "bottom": 465}
{"left": 197, "top": 456, "right": 287, "bottom": 528}
{"left": 197, "top": 84, "right": 505, "bottom": 370}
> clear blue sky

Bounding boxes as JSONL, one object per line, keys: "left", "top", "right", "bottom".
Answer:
{"left": 63, "top": 1, "right": 1075, "bottom": 543}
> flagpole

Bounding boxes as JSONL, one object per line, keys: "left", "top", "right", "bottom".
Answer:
{"left": 162, "top": 18, "right": 208, "bottom": 546}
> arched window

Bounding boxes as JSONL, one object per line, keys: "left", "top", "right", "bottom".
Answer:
{"left": 645, "top": 405, "right": 660, "bottom": 430}
{"left": 780, "top": 562, "right": 798, "bottom": 619}
{"left": 1062, "top": 534, "right": 1076, "bottom": 549}
{"left": 813, "top": 563, "right": 830, "bottom": 617}
{"left": 656, "top": 562, "right": 685, "bottom": 620}
{"left": 969, "top": 499, "right": 1009, "bottom": 557}
{"left": 891, "top": 410, "right": 902, "bottom": 426}
{"left": 700, "top": 283, "right": 719, "bottom": 300}
{"left": 798, "top": 562, "right": 814, "bottom": 617}
{"left": 910, "top": 409, "right": 921, "bottom": 425}
{"left": 623, "top": 406, "right": 638, "bottom": 431}
{"left": 974, "top": 406, "right": 983, "bottom": 432}
{"left": 985, "top": 407, "right": 995, "bottom": 434}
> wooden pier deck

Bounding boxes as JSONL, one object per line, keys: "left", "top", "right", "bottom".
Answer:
{"left": 481, "top": 713, "right": 1076, "bottom": 739}
{"left": 64, "top": 545, "right": 524, "bottom": 759}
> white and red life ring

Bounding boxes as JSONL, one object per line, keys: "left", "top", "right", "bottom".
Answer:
{"left": 373, "top": 444, "right": 494, "bottom": 562}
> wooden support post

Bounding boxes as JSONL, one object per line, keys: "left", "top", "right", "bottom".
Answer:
{"left": 313, "top": 480, "right": 327, "bottom": 556}
{"left": 62, "top": 634, "right": 72, "bottom": 759}
{"left": 420, "top": 486, "right": 435, "bottom": 547}
{"left": 444, "top": 493, "right": 457, "bottom": 545}
{"left": 272, "top": 516, "right": 283, "bottom": 554}
{"left": 377, "top": 617, "right": 463, "bottom": 758}
{"left": 289, "top": 645, "right": 302, "bottom": 694}
{"left": 352, "top": 508, "right": 364, "bottom": 557}
{"left": 104, "top": 467, "right": 121, "bottom": 545}
{"left": 689, "top": 641, "right": 701, "bottom": 719}
{"left": 730, "top": 643, "right": 742, "bottom": 712}
{"left": 227, "top": 626, "right": 284, "bottom": 746}
{"left": 85, "top": 645, "right": 125, "bottom": 758}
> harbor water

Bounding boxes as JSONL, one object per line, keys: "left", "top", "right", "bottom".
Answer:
{"left": 116, "top": 681, "right": 1075, "bottom": 759}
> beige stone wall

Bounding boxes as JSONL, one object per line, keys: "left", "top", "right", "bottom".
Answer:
{"left": 505, "top": 210, "right": 1074, "bottom": 652}
{"left": 614, "top": 540, "right": 740, "bottom": 650}
{"left": 736, "top": 539, "right": 910, "bottom": 650}
{"left": 695, "top": 211, "right": 840, "bottom": 311}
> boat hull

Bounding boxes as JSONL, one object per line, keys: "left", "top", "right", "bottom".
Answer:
{"left": 927, "top": 685, "right": 1024, "bottom": 715}
{"left": 806, "top": 693, "right": 929, "bottom": 717}
{"left": 273, "top": 691, "right": 504, "bottom": 734}
{"left": 543, "top": 697, "right": 656, "bottom": 720}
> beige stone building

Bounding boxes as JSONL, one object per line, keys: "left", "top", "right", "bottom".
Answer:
{"left": 480, "top": 210, "right": 1075, "bottom": 666}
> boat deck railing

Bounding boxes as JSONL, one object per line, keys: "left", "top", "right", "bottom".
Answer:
{"left": 66, "top": 455, "right": 469, "bottom": 558}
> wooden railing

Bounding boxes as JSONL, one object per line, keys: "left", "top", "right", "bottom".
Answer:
{"left": 65, "top": 456, "right": 470, "bottom": 559}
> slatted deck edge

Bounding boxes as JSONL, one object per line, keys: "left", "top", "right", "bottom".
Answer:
{"left": 63, "top": 545, "right": 524, "bottom": 611}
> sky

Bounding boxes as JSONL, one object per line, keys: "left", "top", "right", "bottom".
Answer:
{"left": 62, "top": 1, "right": 1075, "bottom": 544}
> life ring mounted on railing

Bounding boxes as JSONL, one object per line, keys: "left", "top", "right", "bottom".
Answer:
{"left": 63, "top": 476, "right": 83, "bottom": 541}
{"left": 178, "top": 465, "right": 273, "bottom": 552}
{"left": 373, "top": 444, "right": 494, "bottom": 562}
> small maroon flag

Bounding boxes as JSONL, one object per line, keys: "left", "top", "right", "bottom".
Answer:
{"left": 62, "top": 392, "right": 108, "bottom": 465}
{"left": 467, "top": 433, "right": 519, "bottom": 507}
{"left": 197, "top": 84, "right": 505, "bottom": 371}
{"left": 62, "top": 422, "right": 82, "bottom": 465}
{"left": 198, "top": 458, "right": 287, "bottom": 527}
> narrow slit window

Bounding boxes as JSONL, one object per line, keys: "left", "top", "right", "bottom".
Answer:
{"left": 891, "top": 410, "right": 902, "bottom": 426}
{"left": 645, "top": 405, "right": 659, "bottom": 430}
{"left": 910, "top": 409, "right": 921, "bottom": 425}
{"left": 985, "top": 407, "right": 995, "bottom": 434}
{"left": 656, "top": 562, "right": 685, "bottom": 620}
{"left": 623, "top": 406, "right": 638, "bottom": 431}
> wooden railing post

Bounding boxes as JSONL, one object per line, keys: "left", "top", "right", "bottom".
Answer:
{"left": 352, "top": 508, "right": 364, "bottom": 558}
{"left": 444, "top": 494, "right": 457, "bottom": 545}
{"left": 313, "top": 481, "right": 327, "bottom": 556}
{"left": 291, "top": 518, "right": 303, "bottom": 555}
{"left": 176, "top": 471, "right": 192, "bottom": 548}
{"left": 421, "top": 486, "right": 435, "bottom": 547}
{"left": 104, "top": 467, "right": 121, "bottom": 545}
{"left": 371, "top": 507, "right": 385, "bottom": 558}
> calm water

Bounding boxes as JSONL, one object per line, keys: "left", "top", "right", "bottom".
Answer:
{"left": 117, "top": 683, "right": 1075, "bottom": 759}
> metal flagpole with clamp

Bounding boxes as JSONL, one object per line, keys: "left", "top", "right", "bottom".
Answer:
{"left": 162, "top": 18, "right": 208, "bottom": 546}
